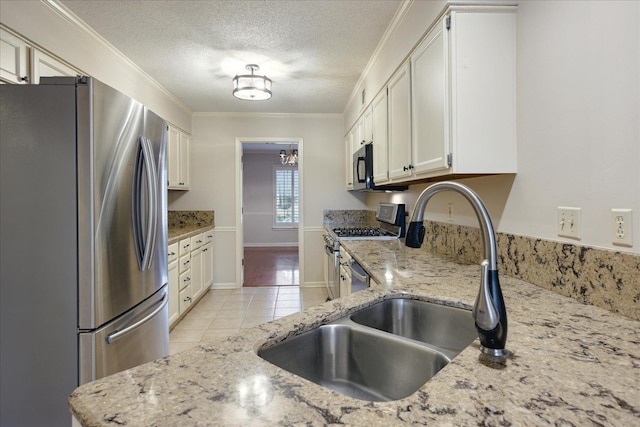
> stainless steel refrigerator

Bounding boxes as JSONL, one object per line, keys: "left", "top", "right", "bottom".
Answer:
{"left": 0, "top": 76, "right": 169, "bottom": 427}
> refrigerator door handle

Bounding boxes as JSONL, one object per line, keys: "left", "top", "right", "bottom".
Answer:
{"left": 105, "top": 292, "right": 168, "bottom": 344}
{"left": 141, "top": 136, "right": 158, "bottom": 271}
{"left": 132, "top": 137, "right": 158, "bottom": 271}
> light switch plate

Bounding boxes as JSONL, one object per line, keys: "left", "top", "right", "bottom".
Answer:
{"left": 557, "top": 207, "right": 581, "bottom": 239}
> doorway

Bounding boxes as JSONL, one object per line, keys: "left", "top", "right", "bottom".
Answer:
{"left": 236, "top": 138, "right": 304, "bottom": 288}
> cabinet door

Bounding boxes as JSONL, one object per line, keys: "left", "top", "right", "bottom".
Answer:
{"left": 339, "top": 265, "right": 351, "bottom": 298}
{"left": 387, "top": 62, "right": 412, "bottom": 180}
{"left": 411, "top": 18, "right": 450, "bottom": 175}
{"left": 202, "top": 242, "right": 214, "bottom": 288}
{"left": 371, "top": 89, "right": 389, "bottom": 184}
{"left": 0, "top": 29, "right": 29, "bottom": 84}
{"left": 190, "top": 247, "right": 203, "bottom": 301}
{"left": 167, "top": 126, "right": 180, "bottom": 188}
{"left": 179, "top": 286, "right": 192, "bottom": 314}
{"left": 178, "top": 133, "right": 190, "bottom": 189}
{"left": 168, "top": 260, "right": 179, "bottom": 327}
{"left": 30, "top": 49, "right": 78, "bottom": 84}
{"left": 362, "top": 108, "right": 373, "bottom": 146}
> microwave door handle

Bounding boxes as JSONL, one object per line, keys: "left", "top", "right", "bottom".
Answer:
{"left": 356, "top": 156, "right": 367, "bottom": 183}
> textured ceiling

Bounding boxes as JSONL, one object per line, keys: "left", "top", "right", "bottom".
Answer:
{"left": 59, "top": 0, "right": 402, "bottom": 114}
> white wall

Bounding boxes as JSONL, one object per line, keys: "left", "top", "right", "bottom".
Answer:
{"left": 169, "top": 113, "right": 368, "bottom": 286}
{"left": 366, "top": 1, "right": 640, "bottom": 253}
{"left": 243, "top": 152, "right": 298, "bottom": 247}
{"left": 0, "top": 1, "right": 191, "bottom": 132}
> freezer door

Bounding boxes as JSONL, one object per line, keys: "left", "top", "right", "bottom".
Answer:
{"left": 77, "top": 78, "right": 167, "bottom": 329}
{"left": 79, "top": 286, "right": 169, "bottom": 384}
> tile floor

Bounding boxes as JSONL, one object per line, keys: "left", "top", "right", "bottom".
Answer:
{"left": 169, "top": 286, "right": 328, "bottom": 355}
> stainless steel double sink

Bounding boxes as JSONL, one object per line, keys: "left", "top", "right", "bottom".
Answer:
{"left": 258, "top": 298, "right": 477, "bottom": 402}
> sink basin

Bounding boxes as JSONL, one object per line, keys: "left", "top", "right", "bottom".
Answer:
{"left": 351, "top": 298, "right": 476, "bottom": 357}
{"left": 258, "top": 324, "right": 448, "bottom": 401}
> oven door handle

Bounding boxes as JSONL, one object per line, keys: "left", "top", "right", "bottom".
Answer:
{"left": 350, "top": 263, "right": 369, "bottom": 282}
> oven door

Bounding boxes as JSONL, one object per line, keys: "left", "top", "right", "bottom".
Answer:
{"left": 350, "top": 260, "right": 370, "bottom": 293}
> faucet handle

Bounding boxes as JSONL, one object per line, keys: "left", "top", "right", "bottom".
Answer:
{"left": 473, "top": 260, "right": 500, "bottom": 331}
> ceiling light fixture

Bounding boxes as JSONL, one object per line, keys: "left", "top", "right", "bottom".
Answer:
{"left": 232, "top": 64, "right": 272, "bottom": 101}
{"left": 279, "top": 146, "right": 298, "bottom": 165}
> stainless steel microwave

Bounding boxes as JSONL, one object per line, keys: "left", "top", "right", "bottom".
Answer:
{"left": 352, "top": 144, "right": 407, "bottom": 192}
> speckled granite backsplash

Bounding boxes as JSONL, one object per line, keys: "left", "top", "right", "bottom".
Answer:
{"left": 422, "top": 221, "right": 640, "bottom": 321}
{"left": 323, "top": 210, "right": 376, "bottom": 228}
{"left": 168, "top": 210, "right": 215, "bottom": 228}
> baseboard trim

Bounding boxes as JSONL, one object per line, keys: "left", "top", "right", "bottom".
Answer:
{"left": 244, "top": 243, "right": 299, "bottom": 248}
{"left": 301, "top": 281, "right": 326, "bottom": 288}
{"left": 209, "top": 283, "right": 239, "bottom": 290}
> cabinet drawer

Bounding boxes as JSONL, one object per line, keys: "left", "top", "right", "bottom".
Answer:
{"left": 191, "top": 233, "right": 205, "bottom": 250}
{"left": 179, "top": 286, "right": 192, "bottom": 313}
{"left": 179, "top": 254, "right": 191, "bottom": 273}
{"left": 179, "top": 238, "right": 191, "bottom": 256}
{"left": 168, "top": 243, "right": 179, "bottom": 264}
{"left": 179, "top": 270, "right": 191, "bottom": 291}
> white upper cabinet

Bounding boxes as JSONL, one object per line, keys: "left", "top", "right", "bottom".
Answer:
{"left": 387, "top": 61, "right": 412, "bottom": 181}
{"left": 0, "top": 29, "right": 29, "bottom": 84}
{"left": 404, "top": 9, "right": 517, "bottom": 181}
{"left": 30, "top": 49, "right": 78, "bottom": 84}
{"left": 371, "top": 88, "right": 389, "bottom": 184}
{"left": 410, "top": 18, "right": 449, "bottom": 176}
{"left": 344, "top": 5, "right": 517, "bottom": 188}
{"left": 168, "top": 125, "right": 190, "bottom": 190}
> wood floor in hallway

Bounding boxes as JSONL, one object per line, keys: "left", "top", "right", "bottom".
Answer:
{"left": 243, "top": 247, "right": 299, "bottom": 286}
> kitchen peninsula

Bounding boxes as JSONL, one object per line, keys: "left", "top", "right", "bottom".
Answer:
{"left": 69, "top": 239, "right": 640, "bottom": 426}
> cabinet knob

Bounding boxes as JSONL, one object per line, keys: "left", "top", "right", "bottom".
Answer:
{"left": 20, "top": 76, "right": 29, "bottom": 83}
{"left": 403, "top": 165, "right": 414, "bottom": 171}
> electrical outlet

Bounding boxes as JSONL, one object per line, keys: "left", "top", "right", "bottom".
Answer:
{"left": 612, "top": 209, "right": 633, "bottom": 247}
{"left": 557, "top": 207, "right": 581, "bottom": 239}
{"left": 447, "top": 203, "right": 453, "bottom": 222}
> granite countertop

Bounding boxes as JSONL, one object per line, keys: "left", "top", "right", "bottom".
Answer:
{"left": 168, "top": 224, "right": 215, "bottom": 244}
{"left": 69, "top": 239, "right": 640, "bottom": 426}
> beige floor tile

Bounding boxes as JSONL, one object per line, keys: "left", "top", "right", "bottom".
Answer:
{"left": 218, "top": 300, "right": 252, "bottom": 310}
{"left": 244, "top": 307, "right": 275, "bottom": 317}
{"left": 183, "top": 307, "right": 218, "bottom": 320}
{"left": 274, "top": 293, "right": 301, "bottom": 302}
{"left": 241, "top": 316, "right": 273, "bottom": 329}
{"left": 274, "top": 307, "right": 301, "bottom": 318}
{"left": 169, "top": 328, "right": 207, "bottom": 343}
{"left": 214, "top": 309, "right": 246, "bottom": 319}
{"left": 225, "top": 294, "right": 254, "bottom": 302}
{"left": 201, "top": 328, "right": 240, "bottom": 341}
{"left": 208, "top": 289, "right": 234, "bottom": 296}
{"left": 230, "top": 287, "right": 256, "bottom": 295}
{"left": 251, "top": 287, "right": 279, "bottom": 295}
{"left": 275, "top": 300, "right": 301, "bottom": 309}
{"left": 247, "top": 300, "right": 277, "bottom": 310}
{"left": 172, "top": 317, "right": 213, "bottom": 330}
{"left": 209, "top": 317, "right": 244, "bottom": 329}
{"left": 169, "top": 341, "right": 198, "bottom": 355}
{"left": 251, "top": 294, "right": 278, "bottom": 303}
{"left": 194, "top": 297, "right": 228, "bottom": 310}
{"left": 277, "top": 287, "right": 301, "bottom": 295}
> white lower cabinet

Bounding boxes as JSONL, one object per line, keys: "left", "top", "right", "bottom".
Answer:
{"left": 168, "top": 230, "right": 214, "bottom": 329}
{"left": 167, "top": 243, "right": 180, "bottom": 326}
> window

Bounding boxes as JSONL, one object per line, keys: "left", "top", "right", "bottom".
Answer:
{"left": 274, "top": 167, "right": 299, "bottom": 228}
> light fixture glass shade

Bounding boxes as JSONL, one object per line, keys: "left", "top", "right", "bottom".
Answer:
{"left": 233, "top": 64, "right": 272, "bottom": 101}
{"left": 279, "top": 146, "right": 298, "bottom": 165}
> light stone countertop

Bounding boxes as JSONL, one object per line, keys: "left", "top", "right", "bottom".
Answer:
{"left": 168, "top": 224, "right": 215, "bottom": 244}
{"left": 69, "top": 239, "right": 640, "bottom": 426}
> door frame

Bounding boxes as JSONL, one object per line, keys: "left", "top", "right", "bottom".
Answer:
{"left": 235, "top": 137, "right": 304, "bottom": 287}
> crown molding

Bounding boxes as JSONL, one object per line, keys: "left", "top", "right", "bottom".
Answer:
{"left": 342, "top": 0, "right": 413, "bottom": 115}
{"left": 44, "top": 0, "right": 192, "bottom": 115}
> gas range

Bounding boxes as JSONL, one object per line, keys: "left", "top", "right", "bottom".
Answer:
{"left": 323, "top": 203, "right": 406, "bottom": 248}
{"left": 331, "top": 226, "right": 399, "bottom": 240}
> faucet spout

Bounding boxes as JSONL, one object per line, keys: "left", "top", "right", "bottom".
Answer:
{"left": 405, "top": 181, "right": 508, "bottom": 358}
